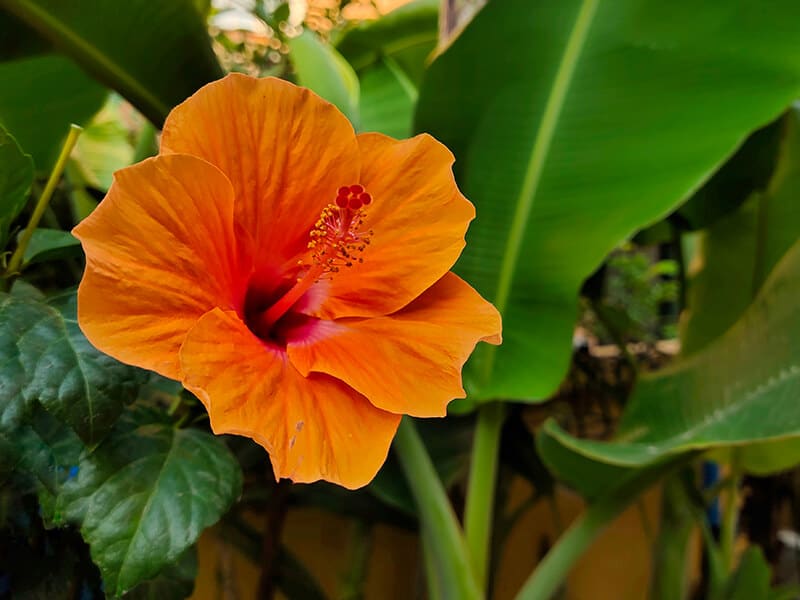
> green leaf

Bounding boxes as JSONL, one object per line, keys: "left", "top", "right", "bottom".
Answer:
{"left": 679, "top": 108, "right": 800, "bottom": 475}
{"left": 72, "top": 96, "right": 135, "bottom": 191}
{"left": 51, "top": 408, "right": 241, "bottom": 597}
{"left": 20, "top": 228, "right": 81, "bottom": 266}
{"left": 124, "top": 547, "right": 197, "bottom": 600}
{"left": 369, "top": 416, "right": 473, "bottom": 515}
{"left": 650, "top": 471, "right": 703, "bottom": 600}
{"left": 0, "top": 290, "right": 145, "bottom": 445}
{"left": 0, "top": 0, "right": 223, "bottom": 126}
{"left": 336, "top": 0, "right": 438, "bottom": 85}
{"left": 734, "top": 437, "right": 800, "bottom": 476}
{"left": 358, "top": 58, "right": 417, "bottom": 137}
{"left": 540, "top": 237, "right": 800, "bottom": 469}
{"left": 10, "top": 406, "right": 83, "bottom": 507}
{"left": 0, "top": 124, "right": 33, "bottom": 248}
{"left": 720, "top": 547, "right": 771, "bottom": 600}
{"left": 536, "top": 422, "right": 630, "bottom": 500}
{"left": 676, "top": 114, "right": 786, "bottom": 231}
{"left": 682, "top": 107, "right": 800, "bottom": 355}
{"left": 0, "top": 54, "right": 106, "bottom": 170}
{"left": 289, "top": 29, "right": 360, "bottom": 127}
{"left": 415, "top": 0, "right": 800, "bottom": 402}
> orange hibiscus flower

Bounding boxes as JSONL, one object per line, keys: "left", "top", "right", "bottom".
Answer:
{"left": 73, "top": 74, "right": 501, "bottom": 489}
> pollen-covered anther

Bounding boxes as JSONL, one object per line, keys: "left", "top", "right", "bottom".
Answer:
{"left": 307, "top": 184, "right": 373, "bottom": 280}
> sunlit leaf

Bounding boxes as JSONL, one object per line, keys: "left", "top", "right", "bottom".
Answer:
{"left": 71, "top": 96, "right": 136, "bottom": 191}
{"left": 289, "top": 29, "right": 360, "bottom": 126}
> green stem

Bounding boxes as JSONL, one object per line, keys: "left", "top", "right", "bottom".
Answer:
{"left": 515, "top": 456, "right": 690, "bottom": 600}
{"left": 464, "top": 401, "right": 506, "bottom": 593}
{"left": 393, "top": 417, "right": 481, "bottom": 600}
{"left": 6, "top": 124, "right": 82, "bottom": 275}
{"left": 720, "top": 456, "right": 741, "bottom": 573}
{"left": 339, "top": 520, "right": 372, "bottom": 600}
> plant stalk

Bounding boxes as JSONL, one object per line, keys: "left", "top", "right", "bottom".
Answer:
{"left": 720, "top": 456, "right": 741, "bottom": 573}
{"left": 6, "top": 124, "right": 82, "bottom": 276}
{"left": 464, "top": 401, "right": 506, "bottom": 593}
{"left": 393, "top": 417, "right": 481, "bottom": 600}
{"left": 515, "top": 456, "right": 691, "bottom": 600}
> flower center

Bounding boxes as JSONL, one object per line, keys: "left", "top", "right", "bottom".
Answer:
{"left": 257, "top": 184, "right": 372, "bottom": 330}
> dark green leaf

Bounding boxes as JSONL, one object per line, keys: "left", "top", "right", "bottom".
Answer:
{"left": 51, "top": 408, "right": 241, "bottom": 596}
{"left": 288, "top": 29, "right": 360, "bottom": 126}
{"left": 21, "top": 228, "right": 81, "bottom": 266}
{"left": 0, "top": 0, "right": 223, "bottom": 125}
{"left": 124, "top": 546, "right": 197, "bottom": 600}
{"left": 0, "top": 290, "right": 145, "bottom": 445}
{"left": 0, "top": 54, "right": 105, "bottom": 170}
{"left": 676, "top": 114, "right": 787, "bottom": 231}
{"left": 0, "top": 124, "right": 33, "bottom": 248}
{"left": 416, "top": 0, "right": 800, "bottom": 402}
{"left": 682, "top": 107, "right": 800, "bottom": 355}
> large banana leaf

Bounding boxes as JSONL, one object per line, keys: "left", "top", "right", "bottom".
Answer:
{"left": 540, "top": 237, "right": 800, "bottom": 473}
{"left": 416, "top": 0, "right": 800, "bottom": 402}
{"left": 0, "top": 0, "right": 223, "bottom": 125}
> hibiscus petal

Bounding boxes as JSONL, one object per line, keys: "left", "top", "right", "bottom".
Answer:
{"left": 312, "top": 133, "right": 476, "bottom": 319}
{"left": 288, "top": 273, "right": 502, "bottom": 417}
{"left": 180, "top": 308, "right": 401, "bottom": 489}
{"left": 160, "top": 74, "right": 360, "bottom": 272}
{"left": 73, "top": 154, "right": 249, "bottom": 379}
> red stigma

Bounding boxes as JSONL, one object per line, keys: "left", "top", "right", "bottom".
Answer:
{"left": 335, "top": 195, "right": 348, "bottom": 208}
{"left": 349, "top": 184, "right": 364, "bottom": 194}
{"left": 349, "top": 196, "right": 363, "bottom": 209}
{"left": 337, "top": 186, "right": 350, "bottom": 196}
{"left": 359, "top": 193, "right": 372, "bottom": 205}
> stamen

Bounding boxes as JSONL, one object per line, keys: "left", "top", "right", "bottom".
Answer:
{"left": 260, "top": 185, "right": 373, "bottom": 328}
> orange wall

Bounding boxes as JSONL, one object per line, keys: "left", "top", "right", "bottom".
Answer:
{"left": 191, "top": 478, "right": 677, "bottom": 599}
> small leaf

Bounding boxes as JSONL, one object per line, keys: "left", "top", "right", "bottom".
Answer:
{"left": 53, "top": 408, "right": 241, "bottom": 596}
{"left": 72, "top": 96, "right": 136, "bottom": 192}
{"left": 289, "top": 29, "right": 360, "bottom": 126}
{"left": 0, "top": 290, "right": 146, "bottom": 445}
{"left": 20, "top": 228, "right": 81, "bottom": 266}
{"left": 0, "top": 124, "right": 33, "bottom": 247}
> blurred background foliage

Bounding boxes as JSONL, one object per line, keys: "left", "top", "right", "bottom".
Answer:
{"left": 2, "top": 0, "right": 800, "bottom": 599}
